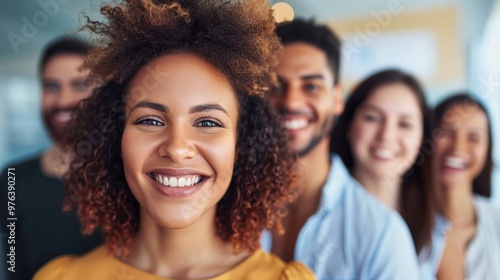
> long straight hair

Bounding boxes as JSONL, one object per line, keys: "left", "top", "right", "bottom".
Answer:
{"left": 330, "top": 69, "right": 440, "bottom": 256}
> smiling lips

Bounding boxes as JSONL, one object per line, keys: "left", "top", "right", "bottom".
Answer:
{"left": 371, "top": 147, "right": 396, "bottom": 160}
{"left": 443, "top": 156, "right": 467, "bottom": 170}
{"left": 284, "top": 118, "right": 309, "bottom": 130}
{"left": 151, "top": 174, "right": 203, "bottom": 188}
{"left": 49, "top": 109, "right": 74, "bottom": 126}
{"left": 148, "top": 171, "right": 208, "bottom": 198}
{"left": 54, "top": 111, "right": 72, "bottom": 122}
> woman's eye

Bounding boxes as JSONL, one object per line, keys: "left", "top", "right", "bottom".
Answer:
{"left": 363, "top": 114, "right": 379, "bottom": 122}
{"left": 135, "top": 118, "right": 164, "bottom": 126}
{"left": 437, "top": 128, "right": 451, "bottom": 139}
{"left": 400, "top": 122, "right": 413, "bottom": 129}
{"left": 468, "top": 134, "right": 480, "bottom": 143}
{"left": 195, "top": 119, "right": 222, "bottom": 128}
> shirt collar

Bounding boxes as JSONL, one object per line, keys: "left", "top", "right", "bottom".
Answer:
{"left": 435, "top": 214, "right": 451, "bottom": 234}
{"left": 318, "top": 154, "right": 350, "bottom": 213}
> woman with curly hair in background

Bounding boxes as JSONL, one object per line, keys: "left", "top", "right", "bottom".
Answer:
{"left": 34, "top": 0, "right": 316, "bottom": 279}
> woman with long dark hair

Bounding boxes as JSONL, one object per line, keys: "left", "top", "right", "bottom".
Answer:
{"left": 330, "top": 69, "right": 440, "bottom": 277}
{"left": 433, "top": 94, "right": 499, "bottom": 279}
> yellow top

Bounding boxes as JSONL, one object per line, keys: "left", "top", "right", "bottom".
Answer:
{"left": 34, "top": 246, "right": 316, "bottom": 280}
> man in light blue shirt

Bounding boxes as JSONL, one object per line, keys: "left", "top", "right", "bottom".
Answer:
{"left": 264, "top": 19, "right": 420, "bottom": 279}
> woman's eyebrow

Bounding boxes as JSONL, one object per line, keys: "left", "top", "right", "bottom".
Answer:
{"left": 131, "top": 101, "right": 169, "bottom": 113}
{"left": 189, "top": 103, "right": 229, "bottom": 117}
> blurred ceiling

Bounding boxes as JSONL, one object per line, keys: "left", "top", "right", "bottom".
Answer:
{"left": 0, "top": 0, "right": 101, "bottom": 77}
{"left": 0, "top": 0, "right": 493, "bottom": 78}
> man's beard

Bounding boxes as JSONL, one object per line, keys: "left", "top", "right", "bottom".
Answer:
{"left": 297, "top": 114, "right": 335, "bottom": 158}
{"left": 42, "top": 107, "right": 75, "bottom": 145}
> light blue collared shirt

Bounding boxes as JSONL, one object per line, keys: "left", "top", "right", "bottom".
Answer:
{"left": 424, "top": 196, "right": 500, "bottom": 280}
{"left": 261, "top": 154, "right": 420, "bottom": 280}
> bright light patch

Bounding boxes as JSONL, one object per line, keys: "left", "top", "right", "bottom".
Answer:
{"left": 272, "top": 2, "right": 294, "bottom": 23}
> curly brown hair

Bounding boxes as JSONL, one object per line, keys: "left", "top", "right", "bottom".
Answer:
{"left": 63, "top": 0, "right": 296, "bottom": 258}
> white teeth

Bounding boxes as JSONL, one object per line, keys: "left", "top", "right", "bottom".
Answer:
{"left": 444, "top": 157, "right": 466, "bottom": 169}
{"left": 375, "top": 148, "right": 393, "bottom": 159}
{"left": 153, "top": 174, "right": 203, "bottom": 188}
{"left": 178, "top": 177, "right": 186, "bottom": 187}
{"left": 54, "top": 111, "right": 72, "bottom": 122}
{"left": 284, "top": 119, "right": 308, "bottom": 130}
{"left": 170, "top": 177, "right": 178, "bottom": 187}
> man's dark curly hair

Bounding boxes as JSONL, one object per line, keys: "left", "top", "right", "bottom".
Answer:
{"left": 63, "top": 0, "right": 296, "bottom": 258}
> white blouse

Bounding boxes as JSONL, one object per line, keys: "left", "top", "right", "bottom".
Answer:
{"left": 466, "top": 196, "right": 500, "bottom": 279}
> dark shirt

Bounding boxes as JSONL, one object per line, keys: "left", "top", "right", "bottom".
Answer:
{"left": 0, "top": 155, "right": 102, "bottom": 280}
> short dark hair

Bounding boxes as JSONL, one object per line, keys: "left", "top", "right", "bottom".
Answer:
{"left": 276, "top": 19, "right": 341, "bottom": 85}
{"left": 433, "top": 93, "right": 493, "bottom": 197}
{"left": 39, "top": 37, "right": 90, "bottom": 74}
{"left": 330, "top": 69, "right": 439, "bottom": 256}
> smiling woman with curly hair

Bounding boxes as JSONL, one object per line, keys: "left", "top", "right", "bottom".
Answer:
{"left": 33, "top": 0, "right": 316, "bottom": 279}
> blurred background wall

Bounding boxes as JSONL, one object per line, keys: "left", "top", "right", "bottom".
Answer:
{"left": 0, "top": 0, "right": 102, "bottom": 167}
{"left": 0, "top": 0, "right": 499, "bottom": 202}
{"left": 271, "top": 0, "right": 500, "bottom": 203}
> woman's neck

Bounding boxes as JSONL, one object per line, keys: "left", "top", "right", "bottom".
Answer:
{"left": 126, "top": 208, "right": 250, "bottom": 279}
{"left": 442, "top": 182, "right": 476, "bottom": 226}
{"left": 353, "top": 168, "right": 402, "bottom": 211}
